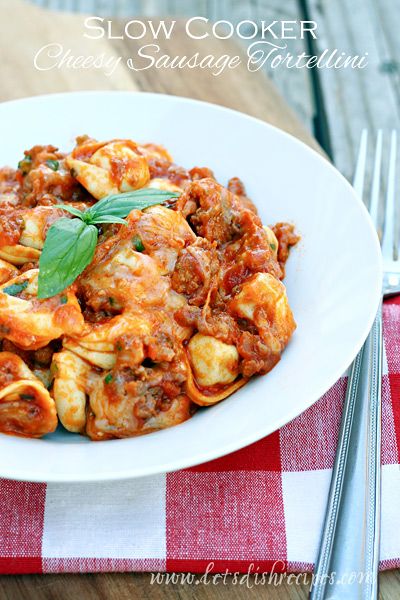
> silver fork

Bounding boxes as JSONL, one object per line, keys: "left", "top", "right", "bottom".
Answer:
{"left": 310, "top": 130, "right": 400, "bottom": 600}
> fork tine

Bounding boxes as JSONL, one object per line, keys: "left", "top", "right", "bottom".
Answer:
{"left": 381, "top": 130, "right": 397, "bottom": 261}
{"left": 369, "top": 130, "right": 383, "bottom": 231}
{"left": 353, "top": 129, "right": 368, "bottom": 197}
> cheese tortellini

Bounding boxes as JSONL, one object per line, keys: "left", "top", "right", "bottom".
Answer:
{"left": 0, "top": 207, "right": 66, "bottom": 264}
{"left": 79, "top": 205, "right": 195, "bottom": 312}
{"left": 19, "top": 206, "right": 65, "bottom": 250}
{"left": 0, "top": 244, "right": 40, "bottom": 266}
{"left": 0, "top": 259, "right": 18, "bottom": 285}
{"left": 63, "top": 313, "right": 153, "bottom": 370}
{"left": 0, "top": 352, "right": 57, "bottom": 437}
{"left": 52, "top": 350, "right": 90, "bottom": 433}
{"left": 228, "top": 272, "right": 296, "bottom": 353}
{"left": 0, "top": 269, "right": 84, "bottom": 350}
{"left": 85, "top": 365, "right": 192, "bottom": 440}
{"left": 66, "top": 139, "right": 150, "bottom": 200}
{"left": 0, "top": 135, "right": 298, "bottom": 440}
{"left": 185, "top": 333, "right": 246, "bottom": 407}
{"left": 188, "top": 333, "right": 239, "bottom": 387}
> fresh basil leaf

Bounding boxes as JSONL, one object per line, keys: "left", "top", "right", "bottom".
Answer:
{"left": 37, "top": 218, "right": 98, "bottom": 299}
{"left": 3, "top": 280, "right": 29, "bottom": 296}
{"left": 88, "top": 215, "right": 127, "bottom": 226}
{"left": 55, "top": 204, "right": 85, "bottom": 219}
{"left": 85, "top": 189, "right": 180, "bottom": 221}
{"left": 46, "top": 159, "right": 59, "bottom": 171}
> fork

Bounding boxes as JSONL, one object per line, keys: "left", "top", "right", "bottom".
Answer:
{"left": 310, "top": 130, "right": 400, "bottom": 600}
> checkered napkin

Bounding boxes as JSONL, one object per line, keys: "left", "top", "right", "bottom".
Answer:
{"left": 1, "top": 297, "right": 399, "bottom": 575}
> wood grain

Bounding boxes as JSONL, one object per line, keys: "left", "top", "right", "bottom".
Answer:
{"left": 2, "top": 570, "right": 400, "bottom": 600}
{"left": 0, "top": 0, "right": 135, "bottom": 98}
{"left": 0, "top": 1, "right": 398, "bottom": 599}
{"left": 307, "top": 0, "right": 400, "bottom": 181}
{"left": 0, "top": 573, "right": 311, "bottom": 600}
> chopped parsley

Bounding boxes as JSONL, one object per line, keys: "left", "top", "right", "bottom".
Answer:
{"left": 108, "top": 297, "right": 115, "bottom": 306}
{"left": 20, "top": 393, "right": 34, "bottom": 401}
{"left": 3, "top": 280, "right": 28, "bottom": 296}
{"left": 132, "top": 235, "right": 145, "bottom": 252}
{"left": 270, "top": 243, "right": 277, "bottom": 251}
{"left": 104, "top": 373, "right": 113, "bottom": 384}
{"left": 18, "top": 155, "right": 32, "bottom": 175}
{"left": 60, "top": 295, "right": 68, "bottom": 304}
{"left": 46, "top": 159, "right": 59, "bottom": 171}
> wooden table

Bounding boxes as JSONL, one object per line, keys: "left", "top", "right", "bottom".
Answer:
{"left": 0, "top": 1, "right": 398, "bottom": 598}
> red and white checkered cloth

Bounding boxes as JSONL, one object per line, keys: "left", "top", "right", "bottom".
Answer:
{"left": 1, "top": 297, "right": 399, "bottom": 576}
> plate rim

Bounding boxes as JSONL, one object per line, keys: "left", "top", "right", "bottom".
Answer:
{"left": 0, "top": 90, "right": 383, "bottom": 482}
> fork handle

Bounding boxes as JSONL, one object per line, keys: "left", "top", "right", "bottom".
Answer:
{"left": 310, "top": 305, "right": 383, "bottom": 600}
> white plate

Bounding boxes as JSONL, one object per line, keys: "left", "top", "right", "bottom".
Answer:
{"left": 0, "top": 92, "right": 382, "bottom": 482}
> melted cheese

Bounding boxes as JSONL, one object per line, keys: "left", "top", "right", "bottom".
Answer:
{"left": 80, "top": 242, "right": 171, "bottom": 312}
{"left": 20, "top": 206, "right": 66, "bottom": 250}
{"left": 86, "top": 364, "right": 191, "bottom": 439}
{"left": 131, "top": 205, "right": 196, "bottom": 274}
{"left": 63, "top": 313, "right": 152, "bottom": 369}
{"left": 81, "top": 206, "right": 194, "bottom": 312}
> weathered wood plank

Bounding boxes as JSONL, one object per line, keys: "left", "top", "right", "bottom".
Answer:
{"left": 1, "top": 570, "right": 400, "bottom": 599}
{"left": 374, "top": 1, "right": 400, "bottom": 111}
{"left": 307, "top": 0, "right": 400, "bottom": 184}
{"left": 0, "top": 0, "right": 136, "bottom": 98}
{"left": 0, "top": 573, "right": 310, "bottom": 600}
{"left": 230, "top": 0, "right": 315, "bottom": 134}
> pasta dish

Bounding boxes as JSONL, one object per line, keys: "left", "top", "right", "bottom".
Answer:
{"left": 0, "top": 137, "right": 298, "bottom": 440}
